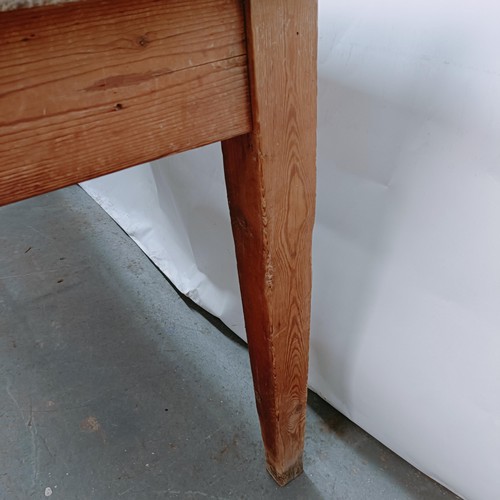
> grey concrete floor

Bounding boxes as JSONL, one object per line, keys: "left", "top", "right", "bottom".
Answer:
{"left": 0, "top": 186, "right": 460, "bottom": 500}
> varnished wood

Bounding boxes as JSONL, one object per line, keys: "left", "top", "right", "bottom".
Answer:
{"left": 0, "top": 0, "right": 251, "bottom": 205}
{"left": 222, "top": 0, "right": 317, "bottom": 486}
{"left": 0, "top": 0, "right": 318, "bottom": 486}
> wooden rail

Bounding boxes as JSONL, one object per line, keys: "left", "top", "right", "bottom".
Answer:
{"left": 0, "top": 0, "right": 251, "bottom": 205}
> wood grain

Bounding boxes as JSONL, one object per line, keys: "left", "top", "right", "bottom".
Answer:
{"left": 221, "top": 0, "right": 317, "bottom": 486}
{"left": 0, "top": 0, "right": 251, "bottom": 205}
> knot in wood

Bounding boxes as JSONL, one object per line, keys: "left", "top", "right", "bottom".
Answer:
{"left": 137, "top": 35, "right": 150, "bottom": 48}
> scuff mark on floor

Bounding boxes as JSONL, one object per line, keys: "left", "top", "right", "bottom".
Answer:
{"left": 80, "top": 415, "right": 107, "bottom": 443}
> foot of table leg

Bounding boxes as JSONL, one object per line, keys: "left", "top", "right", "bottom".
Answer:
{"left": 267, "top": 457, "right": 304, "bottom": 486}
{"left": 221, "top": 0, "right": 317, "bottom": 485}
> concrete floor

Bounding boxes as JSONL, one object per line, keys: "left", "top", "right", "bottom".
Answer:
{"left": 0, "top": 186, "right": 459, "bottom": 500}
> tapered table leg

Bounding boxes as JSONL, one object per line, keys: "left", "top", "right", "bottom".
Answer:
{"left": 221, "top": 0, "right": 317, "bottom": 486}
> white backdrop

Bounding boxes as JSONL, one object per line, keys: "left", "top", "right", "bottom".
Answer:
{"left": 83, "top": 1, "right": 500, "bottom": 498}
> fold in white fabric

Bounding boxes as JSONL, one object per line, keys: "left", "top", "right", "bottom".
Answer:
{"left": 0, "top": 0, "right": 76, "bottom": 11}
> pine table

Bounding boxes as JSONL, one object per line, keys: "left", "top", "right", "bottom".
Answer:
{"left": 0, "top": 0, "right": 317, "bottom": 485}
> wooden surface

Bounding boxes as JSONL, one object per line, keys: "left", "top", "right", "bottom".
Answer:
{"left": 0, "top": 0, "right": 251, "bottom": 205}
{"left": 0, "top": 0, "right": 318, "bottom": 486}
{"left": 222, "top": 0, "right": 317, "bottom": 486}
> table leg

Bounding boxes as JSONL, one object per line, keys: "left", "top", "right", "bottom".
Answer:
{"left": 221, "top": 0, "right": 317, "bottom": 486}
